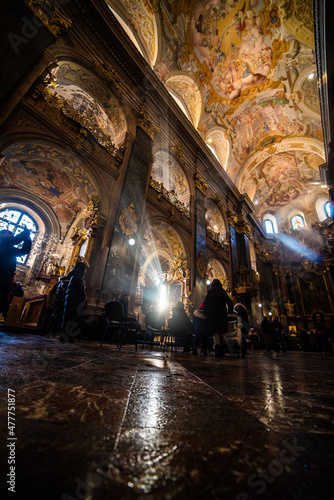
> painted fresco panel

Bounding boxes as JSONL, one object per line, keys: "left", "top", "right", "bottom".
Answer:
{"left": 0, "top": 145, "right": 95, "bottom": 234}
{"left": 191, "top": 0, "right": 272, "bottom": 100}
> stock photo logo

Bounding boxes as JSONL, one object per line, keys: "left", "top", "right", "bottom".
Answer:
{"left": 236, "top": 438, "right": 306, "bottom": 499}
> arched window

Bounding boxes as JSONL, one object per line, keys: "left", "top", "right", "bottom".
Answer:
{"left": 263, "top": 213, "right": 278, "bottom": 234}
{"left": 325, "top": 201, "right": 332, "bottom": 218}
{"left": 0, "top": 209, "right": 37, "bottom": 264}
{"left": 264, "top": 219, "right": 274, "bottom": 234}
{"left": 291, "top": 215, "right": 305, "bottom": 231}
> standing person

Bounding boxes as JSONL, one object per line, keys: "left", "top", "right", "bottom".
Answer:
{"left": 315, "top": 316, "right": 330, "bottom": 354}
{"left": 49, "top": 271, "right": 75, "bottom": 338}
{"left": 0, "top": 227, "right": 31, "bottom": 318}
{"left": 271, "top": 316, "right": 286, "bottom": 353}
{"left": 61, "top": 262, "right": 87, "bottom": 342}
{"left": 41, "top": 278, "right": 62, "bottom": 337}
{"left": 234, "top": 303, "right": 250, "bottom": 357}
{"left": 193, "top": 303, "right": 208, "bottom": 355}
{"left": 260, "top": 316, "right": 273, "bottom": 352}
{"left": 203, "top": 279, "right": 233, "bottom": 357}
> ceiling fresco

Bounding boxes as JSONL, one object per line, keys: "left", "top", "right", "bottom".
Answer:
{"left": 108, "top": 0, "right": 326, "bottom": 227}
{"left": 0, "top": 143, "right": 97, "bottom": 236}
{"left": 241, "top": 150, "right": 323, "bottom": 216}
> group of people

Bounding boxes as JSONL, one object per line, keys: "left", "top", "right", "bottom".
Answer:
{"left": 145, "top": 279, "right": 239, "bottom": 357}
{"left": 43, "top": 261, "right": 87, "bottom": 342}
{"left": 260, "top": 316, "right": 287, "bottom": 354}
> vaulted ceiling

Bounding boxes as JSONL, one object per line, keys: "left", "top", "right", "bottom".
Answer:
{"left": 106, "top": 0, "right": 326, "bottom": 228}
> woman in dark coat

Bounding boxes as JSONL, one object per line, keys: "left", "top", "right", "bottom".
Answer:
{"left": 203, "top": 279, "right": 233, "bottom": 357}
{"left": 260, "top": 316, "right": 273, "bottom": 352}
{"left": 61, "top": 262, "right": 87, "bottom": 342}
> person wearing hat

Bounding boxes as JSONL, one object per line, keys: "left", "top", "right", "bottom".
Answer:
{"left": 193, "top": 302, "right": 208, "bottom": 355}
{"left": 203, "top": 279, "right": 233, "bottom": 357}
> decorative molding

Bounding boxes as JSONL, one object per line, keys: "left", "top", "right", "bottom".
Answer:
{"left": 196, "top": 251, "right": 206, "bottom": 278}
{"left": 92, "top": 61, "right": 123, "bottom": 96}
{"left": 194, "top": 173, "right": 207, "bottom": 196}
{"left": 137, "top": 107, "right": 161, "bottom": 139}
{"left": 119, "top": 202, "right": 139, "bottom": 237}
{"left": 227, "top": 208, "right": 238, "bottom": 227}
{"left": 41, "top": 87, "right": 126, "bottom": 163}
{"left": 23, "top": 0, "right": 72, "bottom": 37}
{"left": 149, "top": 178, "right": 190, "bottom": 218}
{"left": 12, "top": 114, "right": 41, "bottom": 130}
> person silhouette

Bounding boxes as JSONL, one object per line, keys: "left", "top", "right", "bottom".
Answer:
{"left": 0, "top": 227, "right": 31, "bottom": 317}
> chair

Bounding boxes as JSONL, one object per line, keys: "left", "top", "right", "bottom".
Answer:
{"left": 164, "top": 317, "right": 192, "bottom": 354}
{"left": 100, "top": 301, "right": 126, "bottom": 348}
{"left": 143, "top": 310, "right": 166, "bottom": 350}
{"left": 100, "top": 301, "right": 138, "bottom": 350}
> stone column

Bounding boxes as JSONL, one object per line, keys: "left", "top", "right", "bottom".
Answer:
{"left": 192, "top": 173, "right": 208, "bottom": 308}
{"left": 100, "top": 113, "right": 160, "bottom": 305}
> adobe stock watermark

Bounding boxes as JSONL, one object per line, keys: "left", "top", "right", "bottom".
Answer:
{"left": 7, "top": 0, "right": 71, "bottom": 55}
{"left": 61, "top": 459, "right": 111, "bottom": 500}
{"left": 236, "top": 438, "right": 306, "bottom": 500}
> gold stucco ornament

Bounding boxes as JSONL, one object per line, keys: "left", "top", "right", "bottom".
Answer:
{"left": 119, "top": 203, "right": 139, "bottom": 237}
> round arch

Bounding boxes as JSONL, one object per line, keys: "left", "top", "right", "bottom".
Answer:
{"left": 49, "top": 60, "right": 128, "bottom": 145}
{"left": 105, "top": 0, "right": 159, "bottom": 67}
{"left": 151, "top": 149, "right": 191, "bottom": 206}
{"left": 235, "top": 137, "right": 325, "bottom": 190}
{"left": 205, "top": 198, "right": 227, "bottom": 241}
{"left": 205, "top": 127, "right": 230, "bottom": 170}
{"left": 165, "top": 73, "right": 202, "bottom": 129}
{"left": 206, "top": 258, "right": 229, "bottom": 289}
{"left": 0, "top": 140, "right": 99, "bottom": 239}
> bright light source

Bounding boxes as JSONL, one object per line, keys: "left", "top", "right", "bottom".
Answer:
{"left": 206, "top": 280, "right": 211, "bottom": 285}
{"left": 321, "top": 185, "right": 327, "bottom": 189}
{"left": 308, "top": 73, "right": 315, "bottom": 79}
{"left": 207, "top": 138, "right": 212, "bottom": 143}
{"left": 259, "top": 303, "right": 262, "bottom": 308}
{"left": 254, "top": 200, "right": 259, "bottom": 205}
{"left": 269, "top": 312, "right": 272, "bottom": 316}
{"left": 129, "top": 238, "right": 135, "bottom": 245}
{"left": 159, "top": 282, "right": 168, "bottom": 311}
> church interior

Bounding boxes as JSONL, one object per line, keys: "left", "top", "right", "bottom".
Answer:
{"left": 0, "top": 1, "right": 334, "bottom": 499}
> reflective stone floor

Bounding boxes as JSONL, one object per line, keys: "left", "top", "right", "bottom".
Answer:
{"left": 0, "top": 332, "right": 333, "bottom": 500}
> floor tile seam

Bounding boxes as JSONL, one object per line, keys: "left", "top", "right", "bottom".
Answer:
{"left": 171, "top": 360, "right": 229, "bottom": 399}
{"left": 113, "top": 365, "right": 139, "bottom": 451}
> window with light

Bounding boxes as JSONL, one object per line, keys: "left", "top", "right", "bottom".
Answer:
{"left": 325, "top": 201, "right": 332, "bottom": 218}
{"left": 291, "top": 215, "right": 305, "bottom": 231}
{"left": 264, "top": 219, "right": 274, "bottom": 234}
{"left": 0, "top": 209, "right": 37, "bottom": 263}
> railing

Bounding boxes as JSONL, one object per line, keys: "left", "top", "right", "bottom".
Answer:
{"left": 149, "top": 178, "right": 190, "bottom": 218}
{"left": 206, "top": 227, "right": 229, "bottom": 251}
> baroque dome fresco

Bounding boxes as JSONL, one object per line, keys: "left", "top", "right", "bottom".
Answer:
{"left": 107, "top": 0, "right": 323, "bottom": 226}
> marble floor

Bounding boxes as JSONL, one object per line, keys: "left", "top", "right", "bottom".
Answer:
{"left": 0, "top": 331, "right": 333, "bottom": 500}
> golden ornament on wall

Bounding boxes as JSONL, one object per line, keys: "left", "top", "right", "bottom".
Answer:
{"left": 196, "top": 251, "right": 206, "bottom": 278}
{"left": 119, "top": 202, "right": 139, "bottom": 237}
